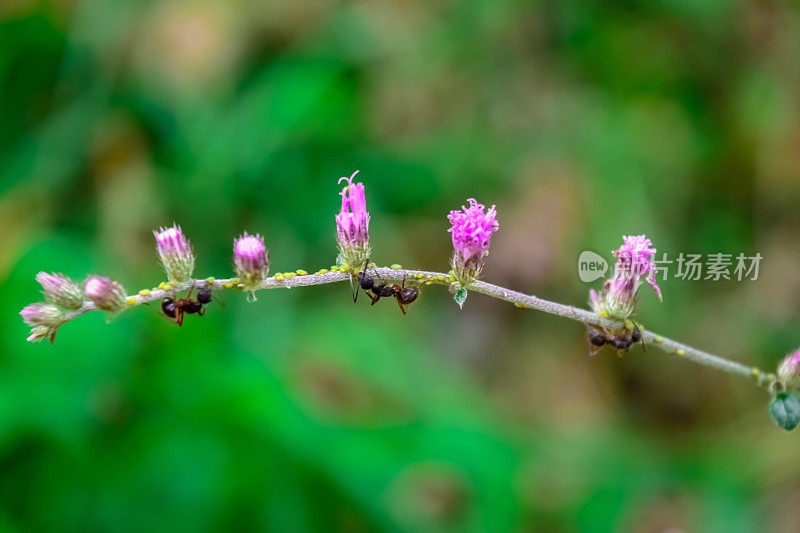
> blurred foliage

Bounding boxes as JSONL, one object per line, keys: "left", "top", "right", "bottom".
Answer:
{"left": 2, "top": 0, "right": 800, "bottom": 531}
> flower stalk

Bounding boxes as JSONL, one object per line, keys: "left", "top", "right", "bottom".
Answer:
{"left": 17, "top": 173, "right": 790, "bottom": 430}
{"left": 21, "top": 265, "right": 772, "bottom": 390}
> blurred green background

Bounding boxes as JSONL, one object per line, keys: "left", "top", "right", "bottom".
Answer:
{"left": 3, "top": 0, "right": 800, "bottom": 531}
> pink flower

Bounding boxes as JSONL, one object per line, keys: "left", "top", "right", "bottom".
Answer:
{"left": 786, "top": 350, "right": 800, "bottom": 368}
{"left": 447, "top": 198, "right": 499, "bottom": 283}
{"left": 154, "top": 224, "right": 195, "bottom": 282}
{"left": 609, "top": 235, "right": 662, "bottom": 304}
{"left": 20, "top": 303, "right": 60, "bottom": 326}
{"left": 335, "top": 171, "right": 371, "bottom": 267}
{"left": 36, "top": 272, "right": 83, "bottom": 310}
{"left": 234, "top": 232, "right": 268, "bottom": 274}
{"left": 20, "top": 303, "right": 65, "bottom": 343}
{"left": 589, "top": 234, "right": 662, "bottom": 320}
{"left": 84, "top": 276, "right": 126, "bottom": 312}
{"left": 234, "top": 232, "right": 269, "bottom": 293}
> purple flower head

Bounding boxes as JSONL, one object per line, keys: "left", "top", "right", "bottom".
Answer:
{"left": 84, "top": 276, "right": 126, "bottom": 313}
{"left": 20, "top": 303, "right": 65, "bottom": 343}
{"left": 609, "top": 235, "right": 662, "bottom": 303}
{"left": 447, "top": 198, "right": 499, "bottom": 284}
{"left": 335, "top": 171, "right": 371, "bottom": 267}
{"left": 36, "top": 272, "right": 83, "bottom": 310}
{"left": 778, "top": 348, "right": 800, "bottom": 391}
{"left": 234, "top": 231, "right": 269, "bottom": 292}
{"left": 589, "top": 234, "right": 662, "bottom": 321}
{"left": 154, "top": 224, "right": 195, "bottom": 282}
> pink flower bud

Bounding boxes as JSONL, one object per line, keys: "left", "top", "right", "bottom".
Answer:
{"left": 84, "top": 276, "right": 126, "bottom": 312}
{"left": 154, "top": 224, "right": 195, "bottom": 282}
{"left": 778, "top": 349, "right": 800, "bottom": 391}
{"left": 36, "top": 272, "right": 83, "bottom": 310}
{"left": 19, "top": 303, "right": 65, "bottom": 343}
{"left": 233, "top": 231, "right": 269, "bottom": 292}
{"left": 20, "top": 303, "right": 64, "bottom": 327}
{"left": 447, "top": 198, "right": 499, "bottom": 285}
{"left": 335, "top": 171, "right": 371, "bottom": 268}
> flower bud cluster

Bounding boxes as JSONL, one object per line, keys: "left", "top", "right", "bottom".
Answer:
{"left": 22, "top": 173, "right": 505, "bottom": 342}
{"left": 21, "top": 271, "right": 128, "bottom": 343}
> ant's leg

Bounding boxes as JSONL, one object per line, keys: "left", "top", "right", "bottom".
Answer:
{"left": 370, "top": 294, "right": 380, "bottom": 306}
{"left": 360, "top": 257, "right": 375, "bottom": 305}
{"left": 350, "top": 275, "right": 358, "bottom": 303}
{"left": 176, "top": 310, "right": 184, "bottom": 327}
{"left": 396, "top": 299, "right": 407, "bottom": 315}
{"left": 159, "top": 311, "right": 177, "bottom": 325}
{"left": 197, "top": 307, "right": 205, "bottom": 316}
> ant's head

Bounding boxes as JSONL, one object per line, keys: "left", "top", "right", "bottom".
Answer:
{"left": 356, "top": 269, "right": 373, "bottom": 289}
{"left": 161, "top": 297, "right": 176, "bottom": 318}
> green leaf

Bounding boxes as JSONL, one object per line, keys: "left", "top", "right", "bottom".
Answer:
{"left": 454, "top": 289, "right": 468, "bottom": 309}
{"left": 769, "top": 393, "right": 800, "bottom": 431}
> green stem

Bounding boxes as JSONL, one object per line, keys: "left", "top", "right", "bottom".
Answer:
{"left": 61, "top": 265, "right": 775, "bottom": 389}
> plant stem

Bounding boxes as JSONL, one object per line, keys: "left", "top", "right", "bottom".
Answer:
{"left": 62, "top": 266, "right": 775, "bottom": 389}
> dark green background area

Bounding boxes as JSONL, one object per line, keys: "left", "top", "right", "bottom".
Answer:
{"left": 2, "top": 0, "right": 800, "bottom": 531}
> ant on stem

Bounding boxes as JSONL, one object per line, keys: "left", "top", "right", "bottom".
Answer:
{"left": 161, "top": 285, "right": 213, "bottom": 326}
{"left": 351, "top": 260, "right": 419, "bottom": 314}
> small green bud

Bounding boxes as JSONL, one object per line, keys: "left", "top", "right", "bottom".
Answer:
{"left": 454, "top": 289, "right": 468, "bottom": 309}
{"left": 769, "top": 393, "right": 800, "bottom": 431}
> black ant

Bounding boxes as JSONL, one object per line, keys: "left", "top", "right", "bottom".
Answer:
{"left": 351, "top": 260, "right": 419, "bottom": 314}
{"left": 587, "top": 323, "right": 642, "bottom": 356}
{"left": 370, "top": 277, "right": 418, "bottom": 315}
{"left": 161, "top": 285, "right": 213, "bottom": 326}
